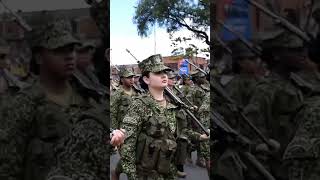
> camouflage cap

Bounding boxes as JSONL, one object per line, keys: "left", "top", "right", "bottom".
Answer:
{"left": 138, "top": 54, "right": 171, "bottom": 73}
{"left": 229, "top": 39, "right": 256, "bottom": 59}
{"left": 79, "top": 39, "right": 96, "bottom": 49}
{"left": 191, "top": 70, "right": 206, "bottom": 79}
{"left": 167, "top": 70, "right": 176, "bottom": 79}
{"left": 32, "top": 18, "right": 80, "bottom": 50}
{"left": 0, "top": 37, "right": 9, "bottom": 54}
{"left": 134, "top": 73, "right": 141, "bottom": 77}
{"left": 119, "top": 68, "right": 135, "bottom": 78}
{"left": 259, "top": 29, "right": 304, "bottom": 50}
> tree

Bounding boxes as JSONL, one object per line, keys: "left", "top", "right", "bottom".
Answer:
{"left": 133, "top": 0, "right": 210, "bottom": 45}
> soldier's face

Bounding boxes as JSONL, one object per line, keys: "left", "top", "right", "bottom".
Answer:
{"left": 40, "top": 44, "right": 76, "bottom": 79}
{"left": 239, "top": 56, "right": 259, "bottom": 73}
{"left": 122, "top": 76, "right": 134, "bottom": 87}
{"left": 144, "top": 71, "right": 168, "bottom": 89}
{"left": 134, "top": 77, "right": 140, "bottom": 83}
{"left": 168, "top": 77, "right": 176, "bottom": 86}
{"left": 184, "top": 79, "right": 192, "bottom": 85}
{"left": 76, "top": 47, "right": 94, "bottom": 70}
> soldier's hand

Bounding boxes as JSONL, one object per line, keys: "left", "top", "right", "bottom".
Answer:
{"left": 256, "top": 139, "right": 280, "bottom": 154}
{"left": 268, "top": 139, "right": 280, "bottom": 152}
{"left": 110, "top": 129, "right": 126, "bottom": 147}
{"left": 199, "top": 134, "right": 209, "bottom": 141}
{"left": 188, "top": 106, "right": 198, "bottom": 111}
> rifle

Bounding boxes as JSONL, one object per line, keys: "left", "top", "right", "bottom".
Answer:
{"left": 245, "top": 0, "right": 311, "bottom": 42}
{"left": 125, "top": 49, "right": 210, "bottom": 136}
{"left": 216, "top": 19, "right": 262, "bottom": 56}
{"left": 213, "top": 31, "right": 232, "bottom": 54}
{"left": 212, "top": 110, "right": 276, "bottom": 180}
{"left": 0, "top": 0, "right": 32, "bottom": 32}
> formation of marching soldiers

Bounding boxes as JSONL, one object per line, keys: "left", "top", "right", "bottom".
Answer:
{"left": 110, "top": 59, "right": 211, "bottom": 179}
{"left": 211, "top": 2, "right": 320, "bottom": 180}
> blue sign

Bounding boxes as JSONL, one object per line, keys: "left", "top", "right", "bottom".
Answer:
{"left": 220, "top": 0, "right": 252, "bottom": 41}
{"left": 179, "top": 59, "right": 189, "bottom": 75}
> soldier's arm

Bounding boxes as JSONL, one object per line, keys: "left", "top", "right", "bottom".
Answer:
{"left": 118, "top": 99, "right": 144, "bottom": 180}
{"left": 0, "top": 94, "right": 34, "bottom": 179}
{"left": 176, "top": 109, "right": 202, "bottom": 142}
{"left": 110, "top": 91, "right": 121, "bottom": 129}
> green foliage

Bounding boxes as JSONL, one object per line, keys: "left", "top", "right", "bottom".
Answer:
{"left": 133, "top": 0, "right": 210, "bottom": 45}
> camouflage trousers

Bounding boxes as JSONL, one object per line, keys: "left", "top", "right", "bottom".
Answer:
{"left": 136, "top": 164, "right": 177, "bottom": 180}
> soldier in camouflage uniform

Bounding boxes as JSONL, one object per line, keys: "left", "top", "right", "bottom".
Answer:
{"left": 243, "top": 29, "right": 308, "bottom": 180}
{"left": 73, "top": 38, "right": 107, "bottom": 100}
{"left": 111, "top": 68, "right": 140, "bottom": 130}
{"left": 0, "top": 18, "right": 109, "bottom": 180}
{"left": 224, "top": 39, "right": 261, "bottom": 108}
{"left": 197, "top": 92, "right": 210, "bottom": 174}
{"left": 110, "top": 54, "right": 209, "bottom": 180}
{"left": 187, "top": 70, "right": 209, "bottom": 168}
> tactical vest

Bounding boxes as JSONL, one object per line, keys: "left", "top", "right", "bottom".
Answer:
{"left": 135, "top": 98, "right": 177, "bottom": 175}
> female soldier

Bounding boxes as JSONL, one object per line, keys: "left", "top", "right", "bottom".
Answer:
{"left": 111, "top": 54, "right": 209, "bottom": 180}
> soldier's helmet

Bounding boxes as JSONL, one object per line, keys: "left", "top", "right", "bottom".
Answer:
{"left": 118, "top": 68, "right": 135, "bottom": 78}
{"left": 0, "top": 37, "right": 10, "bottom": 55}
{"left": 30, "top": 18, "right": 81, "bottom": 50}
{"left": 138, "top": 54, "right": 171, "bottom": 74}
{"left": 228, "top": 39, "right": 256, "bottom": 59}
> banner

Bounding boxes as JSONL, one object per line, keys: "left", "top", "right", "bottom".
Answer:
{"left": 220, "top": 0, "right": 252, "bottom": 41}
{"left": 179, "top": 59, "right": 189, "bottom": 75}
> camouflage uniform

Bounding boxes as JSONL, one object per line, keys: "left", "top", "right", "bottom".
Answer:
{"left": 111, "top": 68, "right": 139, "bottom": 129}
{"left": 197, "top": 93, "right": 210, "bottom": 161}
{"left": 73, "top": 39, "right": 107, "bottom": 101}
{"left": 0, "top": 19, "right": 110, "bottom": 180}
{"left": 118, "top": 55, "right": 202, "bottom": 180}
{"left": 283, "top": 96, "right": 320, "bottom": 180}
{"left": 243, "top": 30, "right": 306, "bottom": 180}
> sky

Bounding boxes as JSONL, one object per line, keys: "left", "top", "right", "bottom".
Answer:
{"left": 110, "top": 0, "right": 209, "bottom": 65}
{"left": 0, "top": 0, "right": 209, "bottom": 65}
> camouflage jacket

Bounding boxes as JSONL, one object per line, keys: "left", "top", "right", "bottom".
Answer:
{"left": 283, "top": 96, "right": 320, "bottom": 180}
{"left": 225, "top": 74, "right": 258, "bottom": 108}
{"left": 243, "top": 72, "right": 303, "bottom": 179}
{"left": 110, "top": 86, "right": 139, "bottom": 129}
{"left": 119, "top": 93, "right": 201, "bottom": 180}
{"left": 0, "top": 81, "right": 109, "bottom": 180}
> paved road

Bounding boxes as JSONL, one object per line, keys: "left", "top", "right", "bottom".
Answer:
{"left": 110, "top": 151, "right": 209, "bottom": 180}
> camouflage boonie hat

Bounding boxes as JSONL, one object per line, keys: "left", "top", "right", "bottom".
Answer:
{"left": 32, "top": 18, "right": 80, "bottom": 49}
{"left": 0, "top": 37, "right": 9, "bottom": 54}
{"left": 191, "top": 70, "right": 206, "bottom": 79}
{"left": 119, "top": 68, "right": 135, "bottom": 78}
{"left": 138, "top": 54, "right": 171, "bottom": 73}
